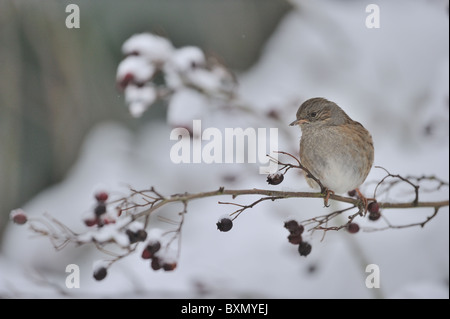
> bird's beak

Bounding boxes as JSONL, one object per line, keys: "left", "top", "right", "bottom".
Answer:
{"left": 289, "top": 119, "right": 308, "bottom": 126}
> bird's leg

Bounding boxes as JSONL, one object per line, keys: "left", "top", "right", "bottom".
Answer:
{"left": 355, "top": 188, "right": 370, "bottom": 214}
{"left": 323, "top": 188, "right": 335, "bottom": 207}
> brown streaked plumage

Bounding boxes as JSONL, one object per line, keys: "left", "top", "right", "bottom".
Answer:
{"left": 290, "top": 97, "right": 374, "bottom": 195}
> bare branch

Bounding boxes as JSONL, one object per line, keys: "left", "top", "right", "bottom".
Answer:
{"left": 13, "top": 151, "right": 449, "bottom": 278}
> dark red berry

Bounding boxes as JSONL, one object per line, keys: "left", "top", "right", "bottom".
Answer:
{"left": 84, "top": 217, "right": 98, "bottom": 227}
{"left": 284, "top": 220, "right": 304, "bottom": 235}
{"left": 94, "top": 203, "right": 107, "bottom": 217}
{"left": 93, "top": 267, "right": 107, "bottom": 281}
{"left": 368, "top": 202, "right": 380, "bottom": 214}
{"left": 148, "top": 241, "right": 161, "bottom": 253}
{"left": 118, "top": 73, "right": 134, "bottom": 90}
{"left": 163, "top": 262, "right": 177, "bottom": 271}
{"left": 290, "top": 227, "right": 303, "bottom": 237}
{"left": 298, "top": 241, "right": 312, "bottom": 257}
{"left": 348, "top": 190, "right": 357, "bottom": 197}
{"left": 368, "top": 211, "right": 381, "bottom": 221}
{"left": 288, "top": 233, "right": 303, "bottom": 245}
{"left": 284, "top": 220, "right": 299, "bottom": 231}
{"left": 141, "top": 248, "right": 152, "bottom": 260}
{"left": 151, "top": 257, "right": 162, "bottom": 271}
{"left": 267, "top": 173, "right": 284, "bottom": 185}
{"left": 347, "top": 223, "right": 360, "bottom": 234}
{"left": 142, "top": 241, "right": 161, "bottom": 259}
{"left": 126, "top": 229, "right": 148, "bottom": 244}
{"left": 217, "top": 218, "right": 233, "bottom": 232}
{"left": 10, "top": 209, "right": 28, "bottom": 225}
{"left": 95, "top": 191, "right": 109, "bottom": 202}
{"left": 135, "top": 229, "right": 148, "bottom": 242}
{"left": 125, "top": 229, "right": 147, "bottom": 244}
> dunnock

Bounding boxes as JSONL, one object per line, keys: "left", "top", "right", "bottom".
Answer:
{"left": 290, "top": 97, "right": 374, "bottom": 206}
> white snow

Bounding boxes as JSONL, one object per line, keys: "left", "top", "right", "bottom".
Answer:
{"left": 121, "top": 32, "right": 174, "bottom": 64}
{"left": 124, "top": 84, "right": 157, "bottom": 117}
{"left": 166, "top": 88, "right": 211, "bottom": 128}
{"left": 92, "top": 260, "right": 109, "bottom": 272}
{"left": 164, "top": 46, "right": 234, "bottom": 97}
{"left": 170, "top": 46, "right": 206, "bottom": 72}
{"left": 116, "top": 55, "right": 155, "bottom": 84}
{"left": 127, "top": 221, "right": 145, "bottom": 233}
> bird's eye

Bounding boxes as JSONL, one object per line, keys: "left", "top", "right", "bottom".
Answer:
{"left": 310, "top": 111, "right": 317, "bottom": 118}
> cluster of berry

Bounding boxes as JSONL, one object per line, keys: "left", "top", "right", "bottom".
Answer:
{"left": 83, "top": 192, "right": 115, "bottom": 227}
{"left": 141, "top": 240, "right": 177, "bottom": 272}
{"left": 346, "top": 190, "right": 382, "bottom": 234}
{"left": 284, "top": 220, "right": 312, "bottom": 257}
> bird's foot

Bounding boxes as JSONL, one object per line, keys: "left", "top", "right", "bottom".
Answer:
{"left": 323, "top": 189, "right": 335, "bottom": 207}
{"left": 355, "top": 188, "right": 374, "bottom": 214}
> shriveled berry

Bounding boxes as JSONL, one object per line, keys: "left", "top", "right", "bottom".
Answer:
{"left": 94, "top": 203, "right": 107, "bottom": 217}
{"left": 10, "top": 209, "right": 28, "bottom": 225}
{"left": 284, "top": 220, "right": 299, "bottom": 231}
{"left": 142, "top": 241, "right": 161, "bottom": 259}
{"left": 148, "top": 241, "right": 161, "bottom": 253}
{"left": 93, "top": 267, "right": 107, "bottom": 281}
{"left": 126, "top": 229, "right": 138, "bottom": 244}
{"left": 95, "top": 191, "right": 109, "bottom": 202}
{"left": 151, "top": 257, "right": 162, "bottom": 271}
{"left": 135, "top": 229, "right": 148, "bottom": 242}
{"left": 216, "top": 218, "right": 233, "bottom": 232}
{"left": 347, "top": 189, "right": 357, "bottom": 197}
{"left": 284, "top": 220, "right": 304, "bottom": 235}
{"left": 288, "top": 233, "right": 302, "bottom": 245}
{"left": 266, "top": 173, "right": 284, "bottom": 185}
{"left": 298, "top": 241, "right": 312, "bottom": 257}
{"left": 368, "top": 211, "right": 381, "bottom": 221}
{"left": 163, "top": 262, "right": 177, "bottom": 271}
{"left": 347, "top": 223, "right": 360, "bottom": 234}
{"left": 368, "top": 202, "right": 380, "bottom": 214}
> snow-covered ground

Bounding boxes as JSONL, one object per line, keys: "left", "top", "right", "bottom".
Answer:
{"left": 1, "top": 0, "right": 448, "bottom": 298}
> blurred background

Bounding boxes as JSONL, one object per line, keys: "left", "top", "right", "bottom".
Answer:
{"left": 0, "top": 0, "right": 448, "bottom": 298}
{"left": 0, "top": 0, "right": 291, "bottom": 236}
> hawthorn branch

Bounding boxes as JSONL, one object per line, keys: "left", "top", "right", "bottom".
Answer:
{"left": 132, "top": 187, "right": 358, "bottom": 222}
{"left": 14, "top": 152, "right": 449, "bottom": 277}
{"left": 122, "top": 187, "right": 448, "bottom": 237}
{"left": 19, "top": 150, "right": 449, "bottom": 249}
{"left": 133, "top": 187, "right": 448, "bottom": 217}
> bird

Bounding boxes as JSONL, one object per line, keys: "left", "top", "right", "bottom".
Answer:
{"left": 289, "top": 97, "right": 374, "bottom": 208}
